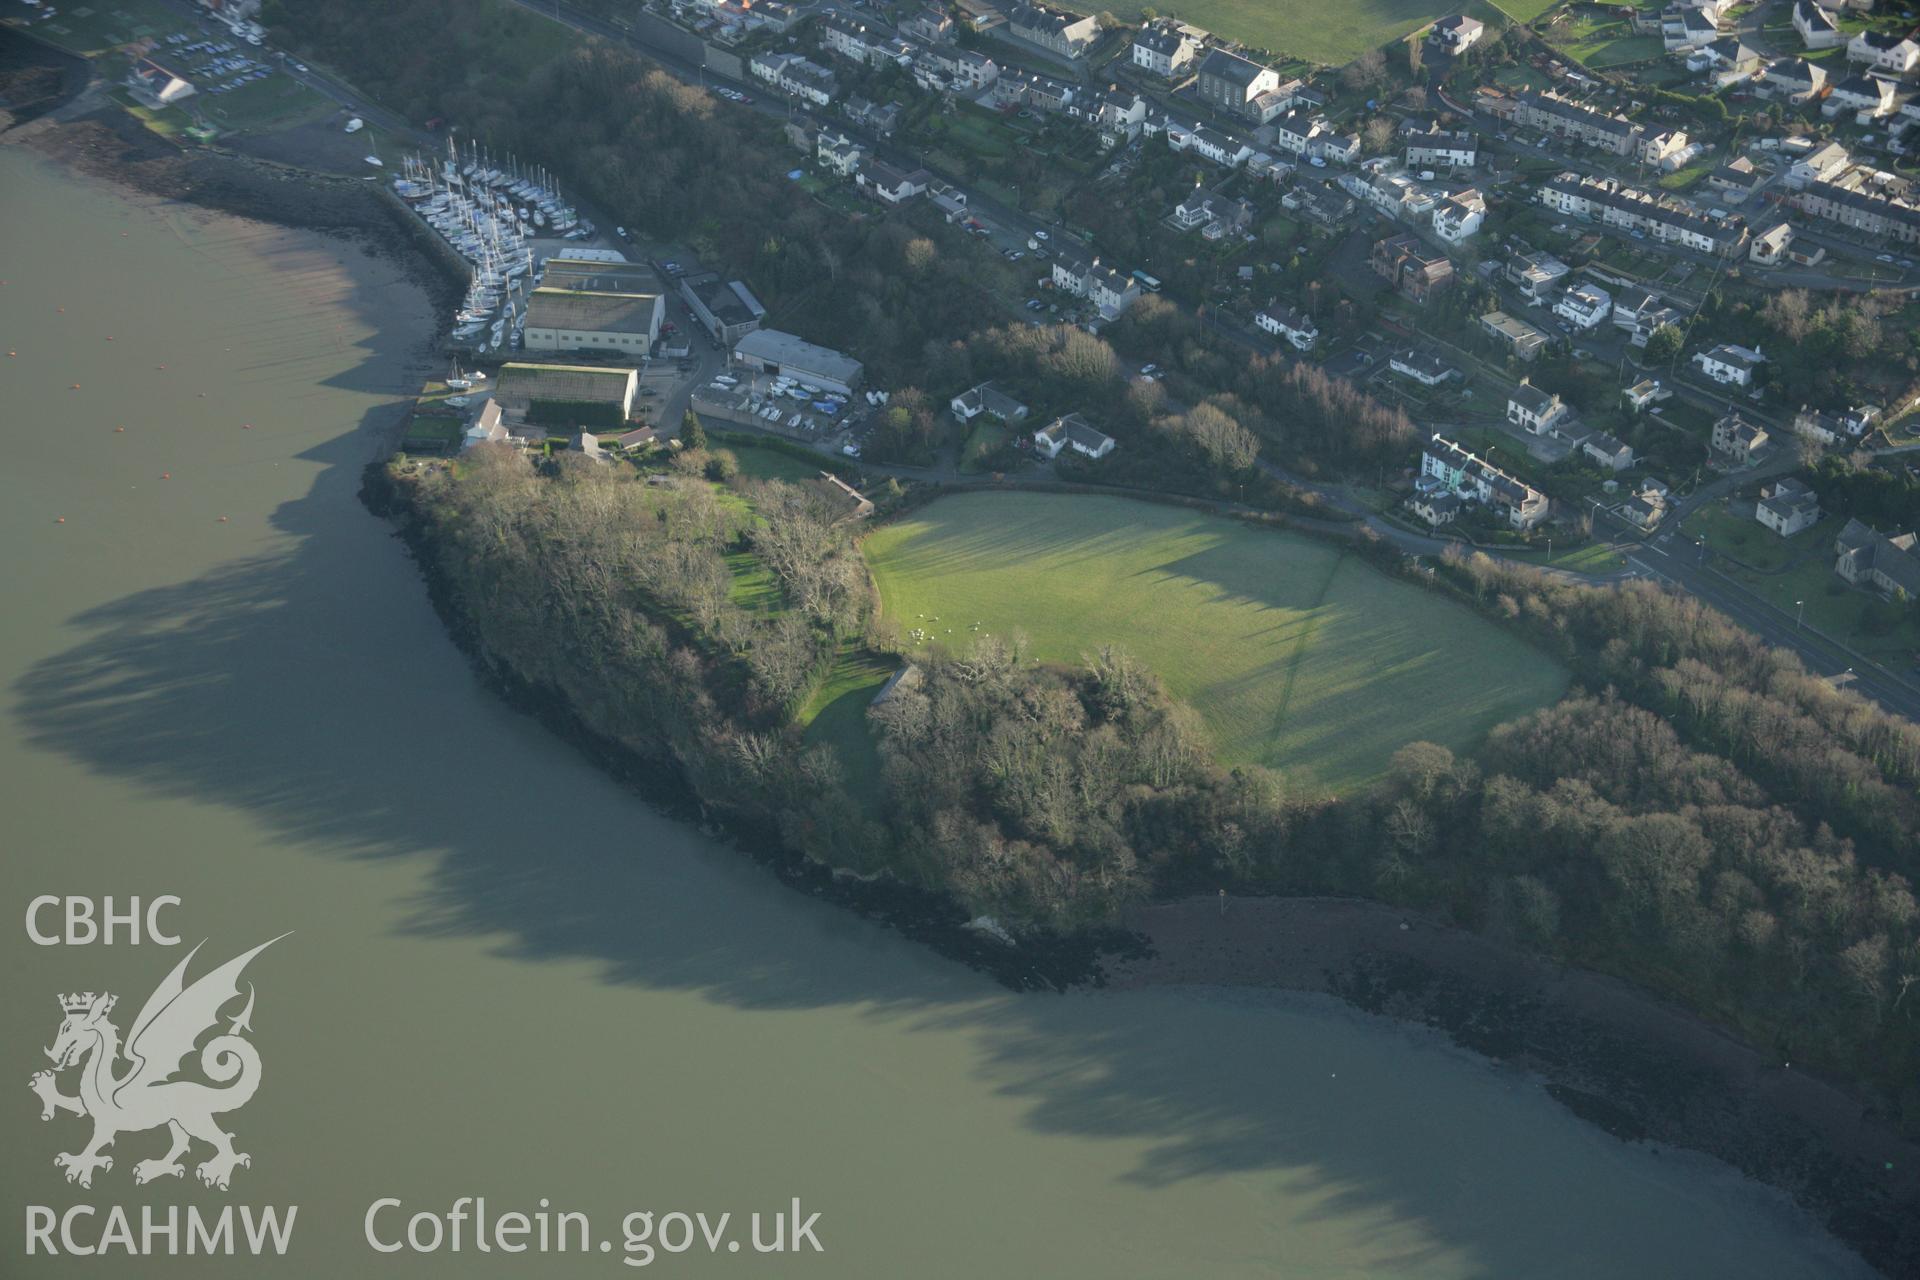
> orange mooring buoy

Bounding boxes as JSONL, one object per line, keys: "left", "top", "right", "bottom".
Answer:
{"left": 56, "top": 307, "right": 64, "bottom": 314}
{"left": 161, "top": 472, "right": 171, "bottom": 480}
{"left": 55, "top": 516, "right": 65, "bottom": 524}
{"left": 106, "top": 336, "right": 114, "bottom": 342}
{"left": 69, "top": 383, "right": 80, "bottom": 390}
{"left": 114, "top": 426, "right": 125, "bottom": 433}
{"left": 156, "top": 365, "right": 166, "bottom": 371}
{"left": 217, "top": 515, "right": 229, "bottom": 524}
{"left": 243, "top": 423, "right": 253, "bottom": 430}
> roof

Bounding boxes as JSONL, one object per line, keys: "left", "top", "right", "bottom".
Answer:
{"left": 1584, "top": 430, "right": 1630, "bottom": 456}
{"left": 683, "top": 273, "right": 766, "bottom": 327}
{"left": 1260, "top": 301, "right": 1314, "bottom": 332}
{"left": 733, "top": 329, "right": 864, "bottom": 384}
{"left": 1198, "top": 48, "right": 1270, "bottom": 87}
{"left": 1393, "top": 349, "right": 1454, "bottom": 379}
{"left": 1036, "top": 412, "right": 1114, "bottom": 452}
{"left": 496, "top": 362, "right": 636, "bottom": 407}
{"left": 1510, "top": 381, "right": 1559, "bottom": 415}
{"left": 542, "top": 258, "right": 663, "bottom": 294}
{"left": 523, "top": 288, "right": 659, "bottom": 335}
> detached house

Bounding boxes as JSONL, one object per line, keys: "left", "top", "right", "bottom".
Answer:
{"left": 1255, "top": 301, "right": 1319, "bottom": 351}
{"left": 1481, "top": 310, "right": 1549, "bottom": 361}
{"left": 1793, "top": 0, "right": 1841, "bottom": 49}
{"left": 1693, "top": 342, "right": 1766, "bottom": 387}
{"left": 1507, "top": 378, "right": 1569, "bottom": 433}
{"left": 950, "top": 381, "right": 1029, "bottom": 423}
{"left": 856, "top": 159, "right": 931, "bottom": 204}
{"left": 1033, "top": 412, "right": 1116, "bottom": 460}
{"left": 1195, "top": 48, "right": 1281, "bottom": 120}
{"left": 1429, "top": 14, "right": 1485, "bottom": 53}
{"left": 1391, "top": 348, "right": 1459, "bottom": 387}
{"left": 1582, "top": 430, "right": 1636, "bottom": 473}
{"left": 1711, "top": 411, "right": 1770, "bottom": 465}
{"left": 1554, "top": 282, "right": 1613, "bottom": 331}
{"left": 816, "top": 130, "right": 863, "bottom": 176}
{"left": 1371, "top": 233, "right": 1454, "bottom": 302}
{"left": 1171, "top": 185, "right": 1254, "bottom": 238}
{"left": 1756, "top": 477, "right": 1821, "bottom": 536}
{"left": 1834, "top": 519, "right": 1920, "bottom": 597}
{"left": 1432, "top": 189, "right": 1487, "bottom": 243}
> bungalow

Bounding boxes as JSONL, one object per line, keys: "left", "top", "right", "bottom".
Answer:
{"left": 1707, "top": 155, "right": 1763, "bottom": 204}
{"left": 1408, "top": 489, "right": 1462, "bottom": 527}
{"left": 1848, "top": 30, "right": 1920, "bottom": 75}
{"left": 1582, "top": 430, "right": 1636, "bottom": 473}
{"left": 1420, "top": 433, "right": 1550, "bottom": 528}
{"left": 1033, "top": 412, "right": 1116, "bottom": 460}
{"left": 1256, "top": 301, "right": 1319, "bottom": 351}
{"left": 856, "top": 158, "right": 931, "bottom": 204}
{"left": 1711, "top": 411, "right": 1770, "bottom": 465}
{"left": 1432, "top": 189, "right": 1487, "bottom": 243}
{"left": 1172, "top": 185, "right": 1255, "bottom": 237}
{"left": 1508, "top": 378, "right": 1569, "bottom": 433}
{"left": 1694, "top": 342, "right": 1765, "bottom": 386}
{"left": 1130, "top": 18, "right": 1201, "bottom": 77}
{"left": 1391, "top": 348, "right": 1459, "bottom": 387}
{"left": 950, "top": 381, "right": 1030, "bottom": 423}
{"left": 1507, "top": 247, "right": 1572, "bottom": 299}
{"left": 1481, "top": 310, "right": 1549, "bottom": 361}
{"left": 1793, "top": 0, "right": 1841, "bottom": 49}
{"left": 1555, "top": 282, "right": 1613, "bottom": 331}
{"left": 1372, "top": 233, "right": 1454, "bottom": 302}
{"left": 1623, "top": 378, "right": 1672, "bottom": 413}
{"left": 1756, "top": 476, "right": 1821, "bottom": 535}
{"left": 1834, "top": 518, "right": 1920, "bottom": 596}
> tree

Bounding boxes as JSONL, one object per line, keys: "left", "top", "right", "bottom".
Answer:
{"left": 1362, "top": 116, "right": 1397, "bottom": 156}
{"left": 1341, "top": 48, "right": 1387, "bottom": 94}
{"left": 1642, "top": 323, "right": 1683, "bottom": 365}
{"left": 680, "top": 409, "right": 706, "bottom": 451}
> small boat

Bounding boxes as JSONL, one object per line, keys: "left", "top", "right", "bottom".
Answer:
{"left": 364, "top": 155, "right": 384, "bottom": 167}
{"left": 446, "top": 396, "right": 471, "bottom": 408}
{"left": 343, "top": 117, "right": 364, "bottom": 134}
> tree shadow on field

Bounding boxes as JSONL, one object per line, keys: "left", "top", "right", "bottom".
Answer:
{"left": 4, "top": 219, "right": 1866, "bottom": 1280}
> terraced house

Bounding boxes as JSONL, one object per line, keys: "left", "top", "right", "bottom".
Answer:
{"left": 1130, "top": 18, "right": 1201, "bottom": 77}
{"left": 1538, "top": 172, "right": 1748, "bottom": 255}
{"left": 1420, "top": 434, "right": 1549, "bottom": 529}
{"left": 1792, "top": 176, "right": 1920, "bottom": 245}
{"left": 1511, "top": 88, "right": 1643, "bottom": 156}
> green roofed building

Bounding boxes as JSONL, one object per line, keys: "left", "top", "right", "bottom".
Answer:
{"left": 493, "top": 363, "right": 639, "bottom": 429}
{"left": 522, "top": 287, "right": 664, "bottom": 355}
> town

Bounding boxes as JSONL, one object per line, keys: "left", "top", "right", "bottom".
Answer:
{"left": 9, "top": 0, "right": 1920, "bottom": 1270}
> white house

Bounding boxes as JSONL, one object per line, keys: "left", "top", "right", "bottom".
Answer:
{"left": 1033, "top": 413, "right": 1115, "bottom": 460}
{"left": 1794, "top": 0, "right": 1841, "bottom": 48}
{"left": 1255, "top": 302, "right": 1319, "bottom": 351}
{"left": 1421, "top": 434, "right": 1549, "bottom": 529}
{"left": 1789, "top": 140, "right": 1851, "bottom": 188}
{"left": 1849, "top": 30, "right": 1920, "bottom": 75}
{"left": 1582, "top": 430, "right": 1635, "bottom": 473}
{"left": 1432, "top": 189, "right": 1486, "bottom": 242}
{"left": 1693, "top": 342, "right": 1765, "bottom": 386}
{"left": 950, "top": 381, "right": 1029, "bottom": 423}
{"left": 1507, "top": 378, "right": 1569, "bottom": 433}
{"left": 1826, "top": 73, "right": 1897, "bottom": 120}
{"left": 816, "top": 130, "right": 862, "bottom": 176}
{"left": 1756, "top": 477, "right": 1821, "bottom": 535}
{"left": 1130, "top": 19, "right": 1201, "bottom": 77}
{"left": 1390, "top": 349, "right": 1458, "bottom": 387}
{"left": 1554, "top": 282, "right": 1612, "bottom": 331}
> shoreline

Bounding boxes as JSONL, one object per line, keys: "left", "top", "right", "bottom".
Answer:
{"left": 8, "top": 30, "right": 1916, "bottom": 1276}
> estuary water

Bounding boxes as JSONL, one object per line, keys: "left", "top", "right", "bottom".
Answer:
{"left": 0, "top": 146, "right": 1875, "bottom": 1278}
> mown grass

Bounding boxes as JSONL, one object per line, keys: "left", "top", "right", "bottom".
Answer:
{"left": 863, "top": 491, "right": 1569, "bottom": 792}
{"left": 1057, "top": 0, "right": 1516, "bottom": 66}
{"left": 798, "top": 643, "right": 895, "bottom": 804}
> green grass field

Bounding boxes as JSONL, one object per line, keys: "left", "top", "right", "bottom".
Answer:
{"left": 863, "top": 492, "right": 1569, "bottom": 792}
{"left": 1067, "top": 0, "right": 1514, "bottom": 65}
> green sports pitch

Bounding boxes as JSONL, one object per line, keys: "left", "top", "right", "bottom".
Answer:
{"left": 863, "top": 491, "right": 1568, "bottom": 793}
